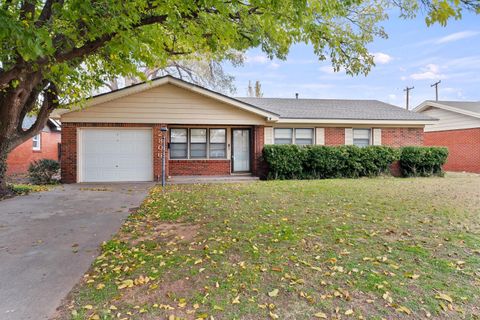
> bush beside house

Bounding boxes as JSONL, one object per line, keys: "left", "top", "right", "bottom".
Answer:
{"left": 263, "top": 145, "right": 448, "bottom": 180}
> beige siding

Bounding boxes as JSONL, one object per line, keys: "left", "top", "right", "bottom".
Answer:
{"left": 315, "top": 128, "right": 325, "bottom": 145}
{"left": 345, "top": 128, "right": 353, "bottom": 145}
{"left": 62, "top": 84, "right": 267, "bottom": 125}
{"left": 422, "top": 107, "right": 480, "bottom": 132}
{"left": 264, "top": 127, "right": 273, "bottom": 144}
{"left": 373, "top": 128, "right": 382, "bottom": 145}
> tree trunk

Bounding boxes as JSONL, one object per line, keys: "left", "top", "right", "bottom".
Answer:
{"left": 0, "top": 145, "right": 10, "bottom": 196}
{"left": 0, "top": 71, "right": 53, "bottom": 195}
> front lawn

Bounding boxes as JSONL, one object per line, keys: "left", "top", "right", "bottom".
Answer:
{"left": 57, "top": 175, "right": 480, "bottom": 319}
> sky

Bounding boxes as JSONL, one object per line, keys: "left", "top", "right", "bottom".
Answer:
{"left": 223, "top": 10, "right": 480, "bottom": 108}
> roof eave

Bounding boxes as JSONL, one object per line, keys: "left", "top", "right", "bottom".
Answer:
{"left": 414, "top": 101, "right": 480, "bottom": 119}
{"left": 275, "top": 118, "right": 434, "bottom": 125}
{"left": 62, "top": 76, "right": 280, "bottom": 121}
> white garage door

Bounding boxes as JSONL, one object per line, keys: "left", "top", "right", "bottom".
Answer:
{"left": 80, "top": 128, "right": 153, "bottom": 182}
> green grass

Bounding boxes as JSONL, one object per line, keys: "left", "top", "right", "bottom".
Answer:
{"left": 56, "top": 176, "right": 480, "bottom": 319}
{"left": 10, "top": 183, "right": 50, "bottom": 195}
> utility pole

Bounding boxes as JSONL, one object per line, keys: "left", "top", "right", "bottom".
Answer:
{"left": 404, "top": 86, "right": 414, "bottom": 110}
{"left": 430, "top": 80, "right": 441, "bottom": 101}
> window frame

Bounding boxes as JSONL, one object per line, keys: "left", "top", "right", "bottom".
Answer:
{"left": 294, "top": 128, "right": 314, "bottom": 146}
{"left": 32, "top": 133, "right": 41, "bottom": 151}
{"left": 209, "top": 128, "right": 227, "bottom": 159}
{"left": 169, "top": 128, "right": 188, "bottom": 159}
{"left": 274, "top": 128, "right": 293, "bottom": 145}
{"left": 189, "top": 128, "right": 208, "bottom": 159}
{"left": 169, "top": 127, "right": 228, "bottom": 160}
{"left": 274, "top": 128, "right": 315, "bottom": 145}
{"left": 352, "top": 128, "right": 372, "bottom": 147}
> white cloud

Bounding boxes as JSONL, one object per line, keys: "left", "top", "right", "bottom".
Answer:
{"left": 373, "top": 52, "right": 393, "bottom": 64}
{"left": 245, "top": 54, "right": 269, "bottom": 64}
{"left": 409, "top": 64, "right": 446, "bottom": 80}
{"left": 435, "top": 31, "right": 480, "bottom": 44}
{"left": 269, "top": 62, "right": 280, "bottom": 69}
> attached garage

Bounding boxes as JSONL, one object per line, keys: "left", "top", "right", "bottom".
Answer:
{"left": 78, "top": 128, "right": 153, "bottom": 182}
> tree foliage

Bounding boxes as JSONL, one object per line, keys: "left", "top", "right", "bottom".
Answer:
{"left": 0, "top": 0, "right": 477, "bottom": 191}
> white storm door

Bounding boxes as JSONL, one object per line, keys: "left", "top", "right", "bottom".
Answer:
{"left": 232, "top": 129, "right": 250, "bottom": 172}
{"left": 81, "top": 128, "right": 152, "bottom": 182}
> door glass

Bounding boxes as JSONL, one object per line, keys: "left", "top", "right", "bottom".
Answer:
{"left": 233, "top": 130, "right": 250, "bottom": 172}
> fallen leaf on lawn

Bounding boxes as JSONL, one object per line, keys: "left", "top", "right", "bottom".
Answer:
{"left": 95, "top": 283, "right": 105, "bottom": 290}
{"left": 396, "top": 306, "right": 412, "bottom": 315}
{"left": 83, "top": 305, "right": 93, "bottom": 310}
{"left": 269, "top": 311, "right": 279, "bottom": 319}
{"left": 268, "top": 289, "right": 279, "bottom": 297}
{"left": 344, "top": 309, "right": 354, "bottom": 316}
{"left": 118, "top": 279, "right": 134, "bottom": 289}
{"left": 314, "top": 312, "right": 328, "bottom": 318}
{"left": 435, "top": 293, "right": 453, "bottom": 303}
{"left": 232, "top": 296, "right": 240, "bottom": 304}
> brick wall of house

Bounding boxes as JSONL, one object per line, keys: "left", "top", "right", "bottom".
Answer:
{"left": 325, "top": 128, "right": 345, "bottom": 145}
{"left": 61, "top": 123, "right": 168, "bottom": 183}
{"left": 7, "top": 131, "right": 61, "bottom": 175}
{"left": 424, "top": 128, "right": 480, "bottom": 173}
{"left": 381, "top": 127, "right": 423, "bottom": 147}
{"left": 60, "top": 123, "right": 427, "bottom": 182}
{"left": 169, "top": 160, "right": 231, "bottom": 175}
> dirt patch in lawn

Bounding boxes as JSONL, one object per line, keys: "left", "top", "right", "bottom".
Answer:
{"left": 125, "top": 222, "right": 200, "bottom": 246}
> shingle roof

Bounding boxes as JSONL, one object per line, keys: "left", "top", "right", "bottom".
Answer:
{"left": 431, "top": 100, "right": 480, "bottom": 114}
{"left": 236, "top": 97, "right": 434, "bottom": 121}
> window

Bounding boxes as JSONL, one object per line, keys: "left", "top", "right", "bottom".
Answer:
{"left": 32, "top": 134, "right": 41, "bottom": 151}
{"left": 274, "top": 128, "right": 293, "bottom": 144}
{"left": 170, "top": 128, "right": 188, "bottom": 159}
{"left": 209, "top": 129, "right": 226, "bottom": 158}
{"left": 190, "top": 129, "right": 207, "bottom": 158}
{"left": 295, "top": 128, "right": 314, "bottom": 145}
{"left": 353, "top": 129, "right": 371, "bottom": 147}
{"left": 274, "top": 128, "right": 314, "bottom": 145}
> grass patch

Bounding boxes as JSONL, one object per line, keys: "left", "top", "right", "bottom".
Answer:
{"left": 7, "top": 184, "right": 50, "bottom": 196}
{"left": 55, "top": 176, "right": 480, "bottom": 319}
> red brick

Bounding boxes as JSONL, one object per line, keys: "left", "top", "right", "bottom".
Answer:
{"left": 7, "top": 131, "right": 61, "bottom": 175}
{"left": 61, "top": 123, "right": 265, "bottom": 182}
{"left": 424, "top": 128, "right": 480, "bottom": 173}
{"left": 325, "top": 128, "right": 345, "bottom": 145}
{"left": 381, "top": 127, "right": 423, "bottom": 147}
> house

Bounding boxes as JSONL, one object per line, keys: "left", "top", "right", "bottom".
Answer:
{"left": 6, "top": 117, "right": 62, "bottom": 176}
{"left": 58, "top": 76, "right": 434, "bottom": 183}
{"left": 415, "top": 100, "right": 480, "bottom": 173}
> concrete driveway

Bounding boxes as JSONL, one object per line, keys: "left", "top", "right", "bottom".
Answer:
{"left": 0, "top": 183, "right": 153, "bottom": 320}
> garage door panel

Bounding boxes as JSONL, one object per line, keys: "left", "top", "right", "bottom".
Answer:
{"left": 81, "top": 128, "right": 153, "bottom": 182}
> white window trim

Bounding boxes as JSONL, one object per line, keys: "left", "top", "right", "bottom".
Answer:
{"left": 170, "top": 127, "right": 228, "bottom": 160}
{"left": 32, "top": 133, "right": 41, "bottom": 151}
{"left": 274, "top": 128, "right": 315, "bottom": 145}
{"left": 352, "top": 128, "right": 372, "bottom": 147}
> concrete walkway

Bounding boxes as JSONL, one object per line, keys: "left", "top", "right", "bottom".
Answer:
{"left": 168, "top": 175, "right": 259, "bottom": 184}
{"left": 0, "top": 183, "right": 153, "bottom": 320}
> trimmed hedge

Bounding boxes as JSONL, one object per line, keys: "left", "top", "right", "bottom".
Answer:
{"left": 263, "top": 145, "right": 448, "bottom": 180}
{"left": 399, "top": 146, "right": 448, "bottom": 177}
{"left": 263, "top": 145, "right": 399, "bottom": 179}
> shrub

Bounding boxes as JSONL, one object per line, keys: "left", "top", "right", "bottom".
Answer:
{"left": 262, "top": 144, "right": 305, "bottom": 179}
{"left": 399, "top": 146, "right": 448, "bottom": 177}
{"left": 28, "top": 159, "right": 60, "bottom": 185}
{"left": 263, "top": 145, "right": 399, "bottom": 180}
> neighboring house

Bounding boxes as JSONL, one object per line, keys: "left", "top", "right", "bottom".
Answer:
{"left": 6, "top": 117, "right": 62, "bottom": 175}
{"left": 57, "top": 76, "right": 434, "bottom": 183}
{"left": 415, "top": 100, "right": 480, "bottom": 173}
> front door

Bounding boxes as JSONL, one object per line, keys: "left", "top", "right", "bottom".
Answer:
{"left": 232, "top": 129, "right": 251, "bottom": 172}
